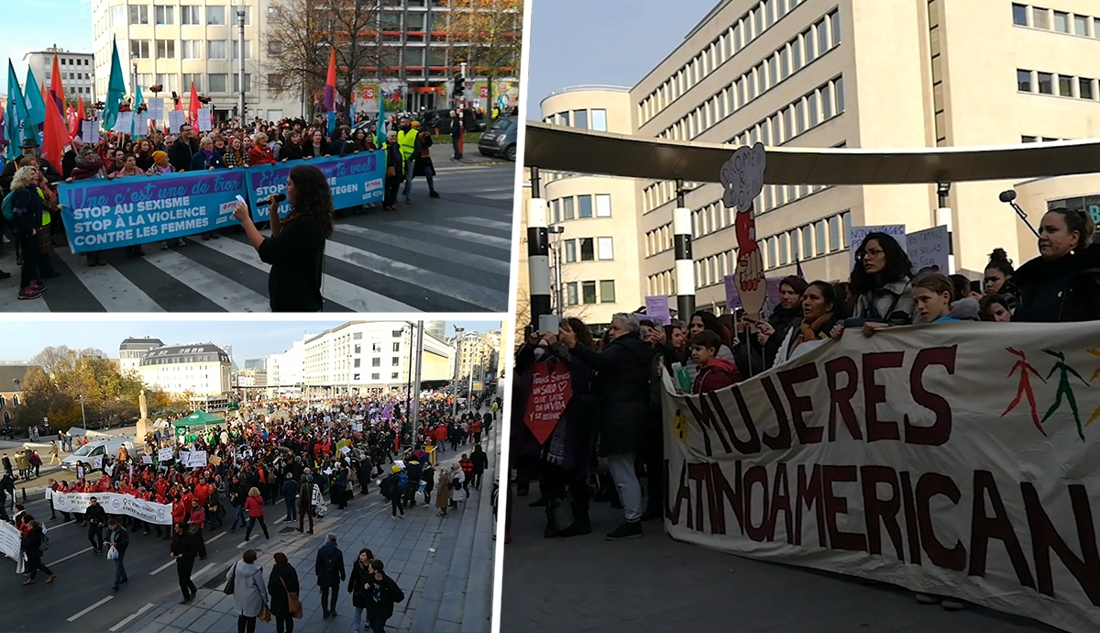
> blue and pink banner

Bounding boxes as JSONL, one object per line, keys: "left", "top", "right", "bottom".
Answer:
{"left": 57, "top": 152, "right": 386, "bottom": 254}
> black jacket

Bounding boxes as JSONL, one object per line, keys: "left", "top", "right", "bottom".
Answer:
{"left": 257, "top": 215, "right": 327, "bottom": 312}
{"left": 169, "top": 137, "right": 197, "bottom": 172}
{"left": 85, "top": 503, "right": 107, "bottom": 526}
{"left": 1013, "top": 243, "right": 1100, "bottom": 323}
{"left": 364, "top": 572, "right": 404, "bottom": 619}
{"left": 108, "top": 526, "right": 129, "bottom": 553}
{"left": 171, "top": 529, "right": 199, "bottom": 561}
{"left": 347, "top": 561, "right": 372, "bottom": 608}
{"left": 0, "top": 158, "right": 60, "bottom": 195}
{"left": 470, "top": 449, "right": 488, "bottom": 473}
{"left": 267, "top": 562, "right": 300, "bottom": 617}
{"left": 569, "top": 333, "right": 653, "bottom": 457}
{"left": 314, "top": 543, "right": 345, "bottom": 588}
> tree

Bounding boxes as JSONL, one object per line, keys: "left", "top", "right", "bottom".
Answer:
{"left": 263, "top": 0, "right": 398, "bottom": 122}
{"left": 447, "top": 0, "right": 523, "bottom": 113}
{"left": 17, "top": 345, "right": 177, "bottom": 431}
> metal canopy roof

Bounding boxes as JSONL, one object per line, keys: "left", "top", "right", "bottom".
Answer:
{"left": 524, "top": 122, "right": 1100, "bottom": 185}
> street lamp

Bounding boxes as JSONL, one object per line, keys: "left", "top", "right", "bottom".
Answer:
{"left": 236, "top": 5, "right": 247, "bottom": 123}
{"left": 548, "top": 225, "right": 565, "bottom": 316}
{"left": 451, "top": 327, "right": 464, "bottom": 417}
{"left": 78, "top": 394, "right": 87, "bottom": 429}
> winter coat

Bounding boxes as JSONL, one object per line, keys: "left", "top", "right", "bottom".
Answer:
{"left": 763, "top": 304, "right": 804, "bottom": 369}
{"left": 435, "top": 473, "right": 451, "bottom": 510}
{"left": 267, "top": 562, "right": 300, "bottom": 618}
{"left": 684, "top": 343, "right": 737, "bottom": 384}
{"left": 568, "top": 332, "right": 654, "bottom": 457}
{"left": 347, "top": 560, "right": 373, "bottom": 608}
{"left": 364, "top": 572, "right": 404, "bottom": 620}
{"left": 1013, "top": 243, "right": 1100, "bottom": 323}
{"left": 298, "top": 481, "right": 315, "bottom": 511}
{"left": 314, "top": 542, "right": 345, "bottom": 588}
{"left": 245, "top": 495, "right": 264, "bottom": 518}
{"left": 231, "top": 560, "right": 269, "bottom": 618}
{"left": 692, "top": 358, "right": 741, "bottom": 394}
{"left": 189, "top": 150, "right": 226, "bottom": 171}
{"left": 853, "top": 278, "right": 917, "bottom": 325}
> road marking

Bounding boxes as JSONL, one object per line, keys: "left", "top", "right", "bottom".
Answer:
{"left": 51, "top": 520, "right": 75, "bottom": 529}
{"left": 149, "top": 559, "right": 175, "bottom": 576}
{"left": 67, "top": 596, "right": 114, "bottom": 622}
{"left": 109, "top": 603, "right": 154, "bottom": 631}
{"left": 236, "top": 538, "right": 251, "bottom": 549}
{"left": 47, "top": 546, "right": 93, "bottom": 567}
{"left": 193, "top": 562, "right": 215, "bottom": 579}
{"left": 207, "top": 530, "right": 228, "bottom": 543}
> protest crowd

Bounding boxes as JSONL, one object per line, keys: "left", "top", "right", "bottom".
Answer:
{"left": 8, "top": 388, "right": 498, "bottom": 632}
{"left": 510, "top": 212, "right": 1100, "bottom": 608}
{"left": 0, "top": 101, "right": 499, "bottom": 302}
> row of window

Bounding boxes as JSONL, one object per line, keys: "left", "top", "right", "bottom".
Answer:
{"left": 641, "top": 180, "right": 703, "bottom": 215}
{"left": 59, "top": 58, "right": 90, "bottom": 67}
{"left": 548, "top": 193, "right": 613, "bottom": 223}
{"left": 1017, "top": 68, "right": 1098, "bottom": 100}
{"left": 656, "top": 10, "right": 841, "bottom": 141}
{"left": 352, "top": 357, "right": 404, "bottom": 368}
{"left": 646, "top": 210, "right": 852, "bottom": 296}
{"left": 132, "top": 72, "right": 252, "bottom": 94}
{"left": 543, "top": 109, "right": 609, "bottom": 132}
{"left": 558, "top": 237, "right": 615, "bottom": 263}
{"left": 113, "top": 5, "right": 252, "bottom": 28}
{"left": 1012, "top": 3, "right": 1100, "bottom": 38}
{"left": 564, "top": 280, "right": 617, "bottom": 306}
{"left": 638, "top": 0, "right": 815, "bottom": 125}
{"left": 723, "top": 76, "right": 845, "bottom": 149}
{"left": 130, "top": 39, "right": 252, "bottom": 61}
{"left": 0, "top": 395, "right": 20, "bottom": 408}
{"left": 54, "top": 72, "right": 91, "bottom": 81}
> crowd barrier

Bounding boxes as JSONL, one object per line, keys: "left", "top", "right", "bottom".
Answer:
{"left": 661, "top": 321, "right": 1100, "bottom": 633}
{"left": 57, "top": 151, "right": 385, "bottom": 254}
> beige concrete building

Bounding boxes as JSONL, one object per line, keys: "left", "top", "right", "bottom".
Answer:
{"left": 539, "top": 87, "right": 645, "bottom": 324}
{"left": 24, "top": 48, "right": 96, "bottom": 102}
{"left": 528, "top": 0, "right": 1100, "bottom": 314}
{"left": 138, "top": 343, "right": 232, "bottom": 395}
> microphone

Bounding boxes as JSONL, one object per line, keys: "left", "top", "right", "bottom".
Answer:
{"left": 259, "top": 193, "right": 286, "bottom": 208}
{"left": 997, "top": 189, "right": 1040, "bottom": 238}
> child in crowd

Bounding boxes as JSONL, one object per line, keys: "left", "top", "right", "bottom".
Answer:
{"left": 690, "top": 331, "right": 741, "bottom": 394}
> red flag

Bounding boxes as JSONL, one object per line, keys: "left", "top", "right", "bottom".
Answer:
{"left": 188, "top": 81, "right": 200, "bottom": 127}
{"left": 76, "top": 96, "right": 86, "bottom": 136}
{"left": 48, "top": 54, "right": 65, "bottom": 118}
{"left": 42, "top": 91, "right": 71, "bottom": 174}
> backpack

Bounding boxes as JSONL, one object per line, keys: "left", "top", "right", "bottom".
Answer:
{"left": 396, "top": 473, "right": 408, "bottom": 491}
{"left": 1, "top": 193, "right": 12, "bottom": 222}
{"left": 325, "top": 550, "right": 339, "bottom": 573}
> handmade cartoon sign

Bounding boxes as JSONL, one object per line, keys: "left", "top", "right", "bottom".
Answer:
{"left": 720, "top": 143, "right": 767, "bottom": 321}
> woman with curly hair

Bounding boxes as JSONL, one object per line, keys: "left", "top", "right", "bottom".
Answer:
{"left": 232, "top": 164, "right": 334, "bottom": 312}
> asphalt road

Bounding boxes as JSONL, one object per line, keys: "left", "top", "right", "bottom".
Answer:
{"left": 2, "top": 493, "right": 308, "bottom": 632}
{"left": 0, "top": 162, "right": 516, "bottom": 313}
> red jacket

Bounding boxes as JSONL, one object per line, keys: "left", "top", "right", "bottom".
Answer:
{"left": 248, "top": 145, "right": 275, "bottom": 166}
{"left": 460, "top": 458, "right": 474, "bottom": 475}
{"left": 245, "top": 495, "right": 264, "bottom": 518}
{"left": 172, "top": 501, "right": 188, "bottom": 525}
{"left": 692, "top": 358, "right": 741, "bottom": 394}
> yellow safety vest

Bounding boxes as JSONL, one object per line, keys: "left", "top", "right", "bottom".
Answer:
{"left": 38, "top": 188, "right": 49, "bottom": 227}
{"left": 397, "top": 129, "right": 417, "bottom": 161}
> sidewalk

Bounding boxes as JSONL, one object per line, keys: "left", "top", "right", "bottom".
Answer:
{"left": 501, "top": 481, "right": 1055, "bottom": 633}
{"left": 125, "top": 423, "right": 499, "bottom": 633}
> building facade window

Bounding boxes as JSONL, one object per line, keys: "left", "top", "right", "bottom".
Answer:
{"left": 1017, "top": 69, "right": 1032, "bottom": 92}
{"left": 1037, "top": 71, "right": 1053, "bottom": 94}
{"left": 208, "top": 73, "right": 228, "bottom": 92}
{"left": 599, "top": 280, "right": 616, "bottom": 303}
{"left": 591, "top": 109, "right": 607, "bottom": 131}
{"left": 582, "top": 281, "right": 597, "bottom": 304}
{"left": 156, "top": 40, "right": 175, "bottom": 58}
{"left": 207, "top": 5, "right": 226, "bottom": 25}
{"left": 155, "top": 5, "right": 174, "bottom": 24}
{"left": 597, "top": 237, "right": 614, "bottom": 260}
{"left": 129, "top": 4, "right": 149, "bottom": 24}
{"left": 208, "top": 40, "right": 228, "bottom": 60}
{"left": 130, "top": 40, "right": 151, "bottom": 59}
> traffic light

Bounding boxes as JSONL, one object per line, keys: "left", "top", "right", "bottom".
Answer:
{"left": 453, "top": 76, "right": 465, "bottom": 96}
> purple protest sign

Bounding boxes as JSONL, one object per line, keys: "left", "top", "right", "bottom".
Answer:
{"left": 724, "top": 275, "right": 741, "bottom": 310}
{"left": 644, "top": 296, "right": 671, "bottom": 325}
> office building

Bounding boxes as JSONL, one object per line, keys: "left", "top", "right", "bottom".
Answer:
{"left": 534, "top": 0, "right": 1100, "bottom": 314}
{"left": 119, "top": 337, "right": 165, "bottom": 374}
{"left": 24, "top": 47, "right": 96, "bottom": 101}
{"left": 138, "top": 343, "right": 232, "bottom": 395}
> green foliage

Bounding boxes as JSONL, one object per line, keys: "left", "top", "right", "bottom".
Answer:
{"left": 16, "top": 346, "right": 182, "bottom": 431}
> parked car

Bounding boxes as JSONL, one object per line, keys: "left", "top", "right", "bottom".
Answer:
{"left": 477, "top": 116, "right": 518, "bottom": 161}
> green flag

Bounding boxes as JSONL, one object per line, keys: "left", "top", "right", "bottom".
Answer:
{"left": 102, "top": 37, "right": 126, "bottom": 131}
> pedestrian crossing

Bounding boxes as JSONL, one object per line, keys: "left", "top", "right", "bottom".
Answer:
{"left": 0, "top": 210, "right": 513, "bottom": 313}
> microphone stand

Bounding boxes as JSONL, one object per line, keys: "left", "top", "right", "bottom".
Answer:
{"left": 1004, "top": 199, "right": 1041, "bottom": 239}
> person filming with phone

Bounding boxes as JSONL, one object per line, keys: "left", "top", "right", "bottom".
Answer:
{"left": 233, "top": 164, "right": 334, "bottom": 312}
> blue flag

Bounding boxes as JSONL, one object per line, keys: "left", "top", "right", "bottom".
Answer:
{"left": 132, "top": 85, "right": 144, "bottom": 137}
{"left": 24, "top": 67, "right": 46, "bottom": 129}
{"left": 6, "top": 61, "right": 32, "bottom": 161}
{"left": 327, "top": 110, "right": 336, "bottom": 137}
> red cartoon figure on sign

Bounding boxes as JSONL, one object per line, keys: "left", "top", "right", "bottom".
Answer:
{"left": 1002, "top": 347, "right": 1047, "bottom": 434}
{"left": 721, "top": 143, "right": 767, "bottom": 321}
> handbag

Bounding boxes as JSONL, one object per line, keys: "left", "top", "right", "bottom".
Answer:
{"left": 281, "top": 577, "right": 303, "bottom": 619}
{"left": 223, "top": 562, "right": 236, "bottom": 595}
{"left": 258, "top": 604, "right": 271, "bottom": 623}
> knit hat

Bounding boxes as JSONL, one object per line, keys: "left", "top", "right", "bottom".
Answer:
{"left": 391, "top": 465, "right": 401, "bottom": 473}
{"left": 152, "top": 150, "right": 168, "bottom": 164}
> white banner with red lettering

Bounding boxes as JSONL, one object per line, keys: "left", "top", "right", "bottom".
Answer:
{"left": 662, "top": 321, "right": 1100, "bottom": 633}
{"left": 52, "top": 492, "right": 174, "bottom": 525}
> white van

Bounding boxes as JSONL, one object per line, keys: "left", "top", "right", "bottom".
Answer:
{"left": 60, "top": 437, "right": 135, "bottom": 472}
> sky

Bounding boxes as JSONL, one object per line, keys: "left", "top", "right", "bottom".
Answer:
{"left": 0, "top": 0, "right": 93, "bottom": 96}
{"left": 525, "top": 0, "right": 722, "bottom": 116}
{"left": 4, "top": 319, "right": 503, "bottom": 364}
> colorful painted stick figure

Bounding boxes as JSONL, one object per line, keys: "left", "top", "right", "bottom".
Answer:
{"left": 1084, "top": 348, "right": 1100, "bottom": 427}
{"left": 1041, "top": 349, "right": 1089, "bottom": 441}
{"left": 1002, "top": 348, "right": 1047, "bottom": 434}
